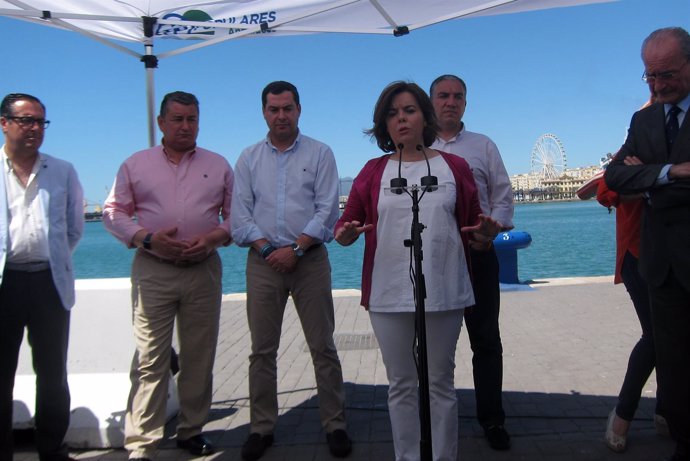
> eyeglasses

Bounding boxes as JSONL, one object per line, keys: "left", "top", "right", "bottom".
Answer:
{"left": 642, "top": 60, "right": 688, "bottom": 83}
{"left": 4, "top": 116, "right": 50, "bottom": 129}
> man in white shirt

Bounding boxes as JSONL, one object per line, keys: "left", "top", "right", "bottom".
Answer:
{"left": 0, "top": 93, "right": 84, "bottom": 461}
{"left": 430, "top": 75, "right": 514, "bottom": 451}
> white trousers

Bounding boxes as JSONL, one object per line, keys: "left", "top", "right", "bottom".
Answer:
{"left": 370, "top": 309, "right": 464, "bottom": 461}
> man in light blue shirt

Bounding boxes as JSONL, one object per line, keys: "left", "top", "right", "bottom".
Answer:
{"left": 231, "top": 81, "right": 350, "bottom": 461}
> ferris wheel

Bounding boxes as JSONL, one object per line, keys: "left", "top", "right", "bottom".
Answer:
{"left": 530, "top": 133, "right": 567, "bottom": 179}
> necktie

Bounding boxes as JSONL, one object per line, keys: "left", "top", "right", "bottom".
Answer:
{"left": 666, "top": 105, "right": 681, "bottom": 150}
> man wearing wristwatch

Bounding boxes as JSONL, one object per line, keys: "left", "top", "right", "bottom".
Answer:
{"left": 231, "top": 81, "right": 351, "bottom": 461}
{"left": 103, "top": 91, "right": 233, "bottom": 461}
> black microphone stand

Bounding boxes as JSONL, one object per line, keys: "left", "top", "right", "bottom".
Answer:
{"left": 405, "top": 183, "right": 433, "bottom": 461}
{"left": 391, "top": 144, "right": 437, "bottom": 461}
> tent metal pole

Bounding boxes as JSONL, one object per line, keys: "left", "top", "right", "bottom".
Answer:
{"left": 144, "top": 45, "right": 156, "bottom": 147}
{"left": 142, "top": 17, "right": 158, "bottom": 148}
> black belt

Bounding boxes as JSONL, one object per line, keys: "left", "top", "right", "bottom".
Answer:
{"left": 136, "top": 248, "right": 215, "bottom": 268}
{"left": 304, "top": 243, "right": 323, "bottom": 253}
{"left": 252, "top": 242, "right": 323, "bottom": 254}
{"left": 5, "top": 261, "right": 51, "bottom": 272}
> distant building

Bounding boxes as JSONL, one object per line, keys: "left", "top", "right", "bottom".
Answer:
{"left": 510, "top": 165, "right": 601, "bottom": 202}
{"left": 338, "top": 177, "right": 354, "bottom": 209}
{"left": 339, "top": 177, "right": 353, "bottom": 195}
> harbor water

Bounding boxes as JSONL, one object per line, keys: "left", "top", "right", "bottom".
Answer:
{"left": 74, "top": 200, "right": 616, "bottom": 294}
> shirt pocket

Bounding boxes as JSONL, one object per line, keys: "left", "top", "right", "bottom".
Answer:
{"left": 295, "top": 165, "right": 318, "bottom": 195}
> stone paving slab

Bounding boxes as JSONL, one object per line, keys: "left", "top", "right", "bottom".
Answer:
{"left": 14, "top": 277, "right": 675, "bottom": 460}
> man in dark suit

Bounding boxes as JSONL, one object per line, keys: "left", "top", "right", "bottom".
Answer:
{"left": 605, "top": 27, "right": 690, "bottom": 461}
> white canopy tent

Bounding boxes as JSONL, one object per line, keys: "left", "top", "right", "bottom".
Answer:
{"left": 4, "top": 0, "right": 621, "bottom": 448}
{"left": 0, "top": 0, "right": 615, "bottom": 145}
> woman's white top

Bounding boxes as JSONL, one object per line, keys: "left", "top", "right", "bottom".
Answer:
{"left": 368, "top": 156, "right": 475, "bottom": 313}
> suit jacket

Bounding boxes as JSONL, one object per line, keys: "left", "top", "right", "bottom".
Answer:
{"left": 0, "top": 150, "right": 84, "bottom": 309}
{"left": 604, "top": 102, "right": 690, "bottom": 290}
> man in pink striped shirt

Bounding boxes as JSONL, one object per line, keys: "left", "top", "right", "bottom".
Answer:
{"left": 103, "top": 91, "right": 233, "bottom": 461}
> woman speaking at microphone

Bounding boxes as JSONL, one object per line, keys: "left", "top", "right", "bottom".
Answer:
{"left": 335, "top": 81, "right": 499, "bottom": 461}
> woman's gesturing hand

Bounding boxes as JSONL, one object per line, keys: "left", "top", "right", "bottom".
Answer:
{"left": 335, "top": 221, "right": 374, "bottom": 246}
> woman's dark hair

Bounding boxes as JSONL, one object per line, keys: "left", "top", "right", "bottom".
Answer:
{"left": 365, "top": 81, "right": 439, "bottom": 153}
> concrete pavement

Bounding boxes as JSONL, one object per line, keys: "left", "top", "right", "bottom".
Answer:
{"left": 13, "top": 276, "right": 675, "bottom": 460}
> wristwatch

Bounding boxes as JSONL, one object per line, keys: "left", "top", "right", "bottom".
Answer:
{"left": 142, "top": 233, "right": 153, "bottom": 250}
{"left": 291, "top": 243, "right": 305, "bottom": 257}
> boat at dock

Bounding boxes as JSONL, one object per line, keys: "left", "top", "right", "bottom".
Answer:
{"left": 84, "top": 211, "right": 103, "bottom": 222}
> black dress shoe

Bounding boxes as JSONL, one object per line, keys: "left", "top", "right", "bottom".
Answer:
{"left": 39, "top": 447, "right": 76, "bottom": 461}
{"left": 485, "top": 425, "right": 511, "bottom": 450}
{"left": 666, "top": 444, "right": 690, "bottom": 461}
{"left": 326, "top": 429, "right": 352, "bottom": 458}
{"left": 241, "top": 433, "right": 274, "bottom": 461}
{"left": 177, "top": 434, "right": 215, "bottom": 456}
{"left": 128, "top": 458, "right": 151, "bottom": 461}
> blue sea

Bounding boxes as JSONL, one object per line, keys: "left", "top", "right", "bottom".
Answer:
{"left": 74, "top": 200, "right": 616, "bottom": 294}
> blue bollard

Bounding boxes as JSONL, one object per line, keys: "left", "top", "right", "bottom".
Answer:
{"left": 493, "top": 231, "right": 532, "bottom": 284}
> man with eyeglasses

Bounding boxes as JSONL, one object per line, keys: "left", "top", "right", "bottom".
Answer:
{"left": 605, "top": 27, "right": 690, "bottom": 461}
{"left": 0, "top": 93, "right": 84, "bottom": 461}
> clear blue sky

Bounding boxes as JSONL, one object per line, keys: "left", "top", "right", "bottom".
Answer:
{"left": 0, "top": 0, "right": 687, "bottom": 205}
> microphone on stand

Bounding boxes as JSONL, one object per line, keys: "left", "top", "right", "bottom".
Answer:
{"left": 390, "top": 143, "right": 407, "bottom": 194}
{"left": 416, "top": 145, "right": 438, "bottom": 192}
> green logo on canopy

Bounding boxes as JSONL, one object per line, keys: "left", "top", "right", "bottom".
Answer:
{"left": 182, "top": 10, "right": 214, "bottom": 35}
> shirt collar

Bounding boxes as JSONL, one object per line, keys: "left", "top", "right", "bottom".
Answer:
{"left": 1, "top": 144, "right": 43, "bottom": 175}
{"left": 665, "top": 93, "right": 690, "bottom": 116}
{"left": 265, "top": 130, "right": 302, "bottom": 153}
{"left": 1, "top": 146, "right": 9, "bottom": 176}
{"left": 161, "top": 139, "right": 196, "bottom": 162}
{"left": 438, "top": 123, "right": 466, "bottom": 144}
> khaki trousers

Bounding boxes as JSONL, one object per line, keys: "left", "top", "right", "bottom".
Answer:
{"left": 246, "top": 245, "right": 347, "bottom": 434}
{"left": 124, "top": 252, "right": 222, "bottom": 459}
